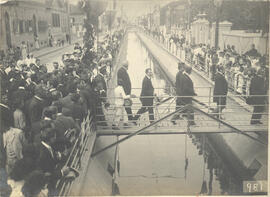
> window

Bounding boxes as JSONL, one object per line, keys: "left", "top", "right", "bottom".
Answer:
{"left": 38, "top": 21, "right": 48, "bottom": 32}
{"left": 25, "top": 20, "right": 33, "bottom": 33}
{"left": 19, "top": 20, "right": 24, "bottom": 34}
{"left": 13, "top": 19, "right": 19, "bottom": 34}
{"left": 52, "top": 13, "right": 60, "bottom": 27}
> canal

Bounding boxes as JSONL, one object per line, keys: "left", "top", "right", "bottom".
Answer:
{"left": 114, "top": 32, "right": 242, "bottom": 195}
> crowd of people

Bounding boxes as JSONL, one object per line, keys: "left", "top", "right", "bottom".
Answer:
{"left": 0, "top": 29, "right": 124, "bottom": 197}
{"left": 0, "top": 33, "right": 73, "bottom": 66}
{"left": 146, "top": 27, "right": 268, "bottom": 98}
{"left": 190, "top": 43, "right": 268, "bottom": 95}
{"left": 190, "top": 43, "right": 268, "bottom": 124}
{"left": 145, "top": 27, "right": 268, "bottom": 125}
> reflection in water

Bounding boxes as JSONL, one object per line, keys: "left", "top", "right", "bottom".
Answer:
{"left": 192, "top": 134, "right": 242, "bottom": 195}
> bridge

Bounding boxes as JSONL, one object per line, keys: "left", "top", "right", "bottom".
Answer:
{"left": 56, "top": 27, "right": 268, "bottom": 196}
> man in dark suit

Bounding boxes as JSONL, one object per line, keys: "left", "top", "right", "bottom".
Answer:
{"left": 182, "top": 66, "right": 197, "bottom": 125}
{"left": 133, "top": 68, "right": 155, "bottom": 124}
{"left": 37, "top": 125, "right": 71, "bottom": 195}
{"left": 59, "top": 82, "right": 77, "bottom": 110}
{"left": 52, "top": 101, "right": 80, "bottom": 138}
{"left": 213, "top": 66, "right": 228, "bottom": 119}
{"left": 244, "top": 44, "right": 260, "bottom": 57}
{"left": 249, "top": 68, "right": 266, "bottom": 124}
{"left": 117, "top": 61, "right": 133, "bottom": 122}
{"left": 25, "top": 85, "right": 47, "bottom": 129}
{"left": 171, "top": 62, "right": 185, "bottom": 124}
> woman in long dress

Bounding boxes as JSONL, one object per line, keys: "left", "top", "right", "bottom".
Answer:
{"left": 35, "top": 36, "right": 40, "bottom": 50}
{"left": 21, "top": 41, "right": 27, "bottom": 60}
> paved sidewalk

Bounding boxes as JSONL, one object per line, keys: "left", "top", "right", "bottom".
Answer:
{"left": 33, "top": 32, "right": 109, "bottom": 58}
{"left": 32, "top": 38, "right": 83, "bottom": 58}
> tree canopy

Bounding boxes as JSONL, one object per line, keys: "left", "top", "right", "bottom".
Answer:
{"left": 189, "top": 0, "right": 269, "bottom": 33}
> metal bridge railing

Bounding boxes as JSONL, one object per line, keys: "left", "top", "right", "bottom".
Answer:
{"left": 56, "top": 111, "right": 95, "bottom": 196}
{"left": 95, "top": 92, "right": 268, "bottom": 130}
{"left": 93, "top": 103, "right": 266, "bottom": 159}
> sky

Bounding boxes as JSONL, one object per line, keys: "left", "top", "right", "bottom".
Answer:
{"left": 116, "top": 0, "right": 174, "bottom": 18}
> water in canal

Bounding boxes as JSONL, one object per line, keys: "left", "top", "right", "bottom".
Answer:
{"left": 114, "top": 32, "right": 242, "bottom": 195}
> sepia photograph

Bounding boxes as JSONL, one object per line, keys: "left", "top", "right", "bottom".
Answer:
{"left": 0, "top": 0, "right": 269, "bottom": 196}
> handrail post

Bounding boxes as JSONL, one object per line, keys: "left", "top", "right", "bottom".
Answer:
{"left": 91, "top": 105, "right": 190, "bottom": 158}
{"left": 191, "top": 105, "right": 267, "bottom": 146}
{"left": 208, "top": 87, "right": 212, "bottom": 114}
{"left": 187, "top": 108, "right": 191, "bottom": 135}
{"left": 218, "top": 96, "right": 221, "bottom": 128}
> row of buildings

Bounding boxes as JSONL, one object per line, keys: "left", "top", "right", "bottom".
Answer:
{"left": 0, "top": 0, "right": 85, "bottom": 52}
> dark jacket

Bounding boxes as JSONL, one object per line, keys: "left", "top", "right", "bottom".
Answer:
{"left": 79, "top": 86, "right": 99, "bottom": 116}
{"left": 249, "top": 76, "right": 266, "bottom": 105}
{"left": 175, "top": 71, "right": 185, "bottom": 105}
{"left": 38, "top": 144, "right": 61, "bottom": 176}
{"left": 140, "top": 76, "right": 154, "bottom": 106}
{"left": 245, "top": 48, "right": 260, "bottom": 57}
{"left": 0, "top": 69, "right": 8, "bottom": 93}
{"left": 117, "top": 67, "right": 131, "bottom": 95}
{"left": 69, "top": 102, "right": 85, "bottom": 123}
{"left": 0, "top": 133, "right": 6, "bottom": 168}
{"left": 26, "top": 96, "right": 45, "bottom": 126}
{"left": 59, "top": 93, "right": 73, "bottom": 110}
{"left": 213, "top": 72, "right": 228, "bottom": 106}
{"left": 182, "top": 73, "right": 196, "bottom": 104}
{"left": 37, "top": 144, "right": 62, "bottom": 190}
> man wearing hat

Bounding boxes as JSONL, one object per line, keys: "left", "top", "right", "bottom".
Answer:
{"left": 25, "top": 85, "right": 47, "bottom": 128}
{"left": 117, "top": 60, "right": 133, "bottom": 123}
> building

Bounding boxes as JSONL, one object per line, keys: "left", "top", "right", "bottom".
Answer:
{"left": 159, "top": 1, "right": 186, "bottom": 34}
{"left": 0, "top": 0, "right": 70, "bottom": 52}
{"left": 69, "top": 4, "right": 85, "bottom": 38}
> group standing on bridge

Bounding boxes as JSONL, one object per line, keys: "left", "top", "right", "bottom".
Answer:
{"left": 114, "top": 62, "right": 156, "bottom": 129}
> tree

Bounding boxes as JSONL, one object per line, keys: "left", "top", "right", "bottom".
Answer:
{"left": 78, "top": 0, "right": 108, "bottom": 66}
{"left": 187, "top": 0, "right": 269, "bottom": 33}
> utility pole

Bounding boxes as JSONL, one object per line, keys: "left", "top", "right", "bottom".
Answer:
{"left": 214, "top": 0, "right": 223, "bottom": 49}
